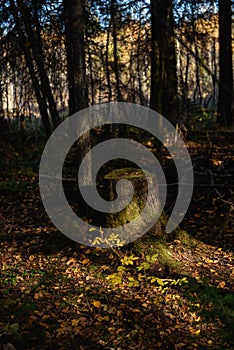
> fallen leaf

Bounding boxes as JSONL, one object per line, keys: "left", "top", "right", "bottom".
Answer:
{"left": 92, "top": 300, "right": 101, "bottom": 308}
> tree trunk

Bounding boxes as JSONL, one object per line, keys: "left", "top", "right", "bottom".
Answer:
{"left": 17, "top": 0, "right": 60, "bottom": 129}
{"left": 9, "top": 0, "right": 51, "bottom": 136}
{"left": 105, "top": 24, "right": 112, "bottom": 103}
{"left": 111, "top": 0, "right": 122, "bottom": 102}
{"left": 87, "top": 39, "right": 95, "bottom": 106}
{"left": 63, "top": 0, "right": 91, "bottom": 195}
{"left": 136, "top": 21, "right": 144, "bottom": 106}
{"left": 64, "top": 0, "right": 88, "bottom": 113}
{"left": 218, "top": 0, "right": 234, "bottom": 126}
{"left": 150, "top": 0, "right": 178, "bottom": 125}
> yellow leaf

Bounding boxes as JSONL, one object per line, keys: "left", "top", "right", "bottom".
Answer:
{"left": 218, "top": 281, "right": 225, "bottom": 288}
{"left": 131, "top": 308, "right": 140, "bottom": 312}
{"left": 66, "top": 258, "right": 77, "bottom": 265}
{"left": 81, "top": 258, "right": 89, "bottom": 265}
{"left": 193, "top": 303, "right": 200, "bottom": 308}
{"left": 103, "top": 315, "right": 110, "bottom": 321}
{"left": 71, "top": 319, "right": 79, "bottom": 327}
{"left": 153, "top": 296, "right": 163, "bottom": 305}
{"left": 194, "top": 316, "right": 201, "bottom": 322}
{"left": 157, "top": 278, "right": 165, "bottom": 286}
{"left": 39, "top": 322, "right": 48, "bottom": 329}
{"left": 92, "top": 300, "right": 101, "bottom": 308}
{"left": 189, "top": 328, "right": 200, "bottom": 335}
{"left": 34, "top": 310, "right": 43, "bottom": 317}
{"left": 34, "top": 291, "right": 43, "bottom": 300}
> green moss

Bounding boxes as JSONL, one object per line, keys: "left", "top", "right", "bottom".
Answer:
{"left": 105, "top": 167, "right": 159, "bottom": 229}
{"left": 174, "top": 229, "right": 198, "bottom": 249}
{"left": 104, "top": 167, "right": 154, "bottom": 180}
{"left": 152, "top": 243, "right": 180, "bottom": 269}
{"left": 107, "top": 201, "right": 141, "bottom": 227}
{"left": 104, "top": 167, "right": 190, "bottom": 271}
{"left": 134, "top": 234, "right": 180, "bottom": 270}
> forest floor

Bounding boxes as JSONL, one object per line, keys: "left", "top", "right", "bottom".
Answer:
{"left": 0, "top": 129, "right": 233, "bottom": 350}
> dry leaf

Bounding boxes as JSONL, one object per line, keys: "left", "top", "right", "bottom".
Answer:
{"left": 92, "top": 300, "right": 101, "bottom": 307}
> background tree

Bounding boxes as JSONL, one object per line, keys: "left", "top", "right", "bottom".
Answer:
{"left": 218, "top": 0, "right": 233, "bottom": 126}
{"left": 63, "top": 0, "right": 88, "bottom": 113}
{"left": 150, "top": 0, "right": 178, "bottom": 125}
{"left": 17, "top": 0, "right": 60, "bottom": 128}
{"left": 1, "top": 0, "right": 234, "bottom": 132}
{"left": 63, "top": 0, "right": 91, "bottom": 192}
{"left": 9, "top": 0, "right": 52, "bottom": 135}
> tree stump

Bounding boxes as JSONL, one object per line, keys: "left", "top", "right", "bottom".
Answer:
{"left": 104, "top": 167, "right": 163, "bottom": 244}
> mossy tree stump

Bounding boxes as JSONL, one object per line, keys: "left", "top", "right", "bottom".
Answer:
{"left": 104, "top": 168, "right": 165, "bottom": 245}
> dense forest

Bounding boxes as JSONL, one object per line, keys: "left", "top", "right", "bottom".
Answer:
{"left": 1, "top": 0, "right": 234, "bottom": 128}
{"left": 0, "top": 1, "right": 234, "bottom": 349}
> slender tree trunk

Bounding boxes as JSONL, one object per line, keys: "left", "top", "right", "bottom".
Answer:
{"left": 150, "top": 0, "right": 178, "bottom": 125}
{"left": 191, "top": 15, "right": 202, "bottom": 103}
{"left": 17, "top": 0, "right": 60, "bottom": 129}
{"left": 105, "top": 24, "right": 112, "bottom": 103}
{"left": 9, "top": 0, "right": 51, "bottom": 136}
{"left": 212, "top": 38, "right": 217, "bottom": 115}
{"left": 5, "top": 84, "right": 9, "bottom": 121}
{"left": 110, "top": 0, "right": 122, "bottom": 102}
{"left": 24, "top": 52, "right": 51, "bottom": 137}
{"left": 218, "top": 0, "right": 234, "bottom": 126}
{"left": 32, "top": 5, "right": 60, "bottom": 128}
{"left": 137, "top": 42, "right": 144, "bottom": 105}
{"left": 103, "top": 26, "right": 113, "bottom": 141}
{"left": 0, "top": 65, "right": 4, "bottom": 119}
{"left": 87, "top": 40, "right": 95, "bottom": 105}
{"left": 0, "top": 85, "right": 4, "bottom": 118}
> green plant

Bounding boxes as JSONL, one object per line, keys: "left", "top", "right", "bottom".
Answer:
{"left": 106, "top": 251, "right": 188, "bottom": 289}
{"left": 89, "top": 228, "right": 126, "bottom": 249}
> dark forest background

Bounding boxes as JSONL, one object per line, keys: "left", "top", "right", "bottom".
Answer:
{"left": 0, "top": 0, "right": 234, "bottom": 132}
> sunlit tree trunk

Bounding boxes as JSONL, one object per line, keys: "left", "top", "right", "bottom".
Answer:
{"left": 105, "top": 24, "right": 112, "bottom": 103}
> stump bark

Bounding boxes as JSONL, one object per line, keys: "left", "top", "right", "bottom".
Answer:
{"left": 104, "top": 168, "right": 163, "bottom": 244}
